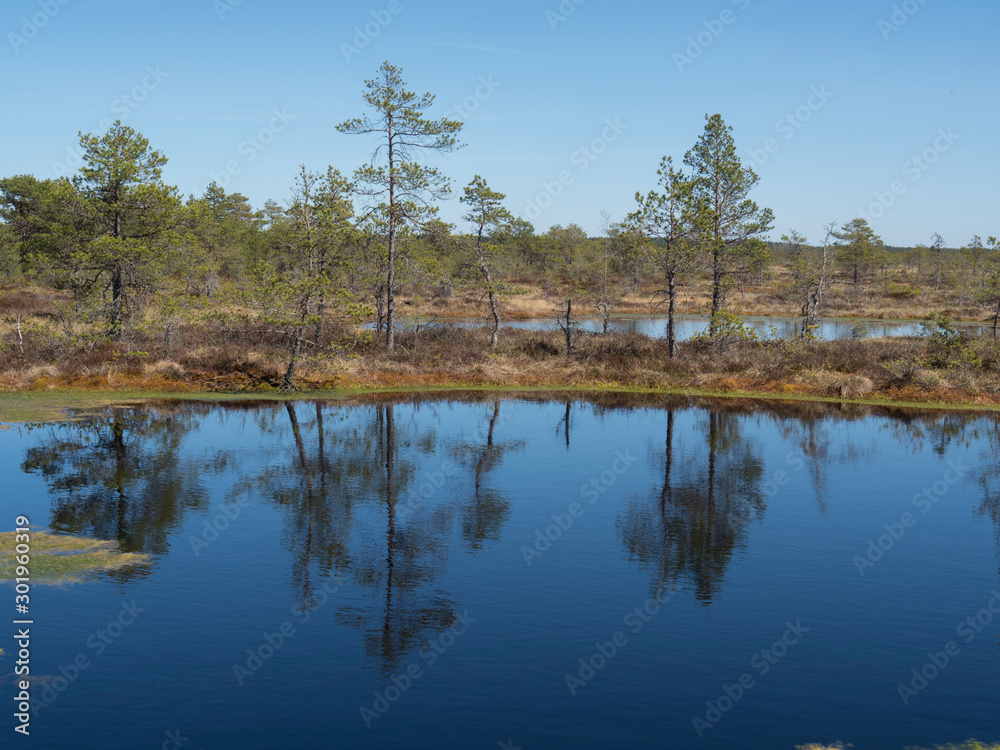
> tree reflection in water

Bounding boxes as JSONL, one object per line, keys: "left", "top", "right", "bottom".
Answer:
{"left": 20, "top": 405, "right": 208, "bottom": 561}
{"left": 240, "top": 399, "right": 521, "bottom": 675}
{"left": 451, "top": 400, "right": 525, "bottom": 552}
{"left": 16, "top": 395, "right": 1000, "bottom": 666}
{"left": 618, "top": 405, "right": 766, "bottom": 603}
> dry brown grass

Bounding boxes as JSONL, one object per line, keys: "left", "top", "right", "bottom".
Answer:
{"left": 0, "top": 286, "right": 66, "bottom": 318}
{"left": 794, "top": 370, "right": 875, "bottom": 399}
{"left": 1, "top": 279, "right": 998, "bottom": 405}
{"left": 394, "top": 274, "right": 992, "bottom": 325}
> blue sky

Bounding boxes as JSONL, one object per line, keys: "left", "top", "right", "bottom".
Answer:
{"left": 3, "top": 0, "right": 997, "bottom": 246}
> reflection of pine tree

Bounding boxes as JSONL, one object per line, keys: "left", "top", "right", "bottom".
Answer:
{"left": 242, "top": 399, "right": 520, "bottom": 676}
{"left": 237, "top": 400, "right": 463, "bottom": 675}
{"left": 349, "top": 403, "right": 461, "bottom": 675}
{"left": 777, "top": 416, "right": 835, "bottom": 515}
{"left": 884, "top": 411, "right": 977, "bottom": 456}
{"left": 452, "top": 401, "right": 525, "bottom": 552}
{"left": 878, "top": 410, "right": 1000, "bottom": 574}
{"left": 974, "top": 422, "right": 1000, "bottom": 576}
{"left": 619, "top": 406, "right": 766, "bottom": 604}
{"left": 20, "top": 405, "right": 206, "bottom": 561}
{"left": 560, "top": 401, "right": 571, "bottom": 450}
{"left": 280, "top": 402, "right": 351, "bottom": 614}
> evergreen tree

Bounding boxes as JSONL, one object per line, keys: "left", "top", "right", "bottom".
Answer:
{"left": 684, "top": 114, "right": 773, "bottom": 334}
{"left": 337, "top": 62, "right": 463, "bottom": 352}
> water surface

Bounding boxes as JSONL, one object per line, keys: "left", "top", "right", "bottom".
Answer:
{"left": 386, "top": 315, "right": 989, "bottom": 341}
{"left": 3, "top": 394, "right": 999, "bottom": 749}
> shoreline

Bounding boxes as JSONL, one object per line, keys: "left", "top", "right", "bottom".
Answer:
{"left": 3, "top": 310, "right": 998, "bottom": 421}
{"left": 3, "top": 382, "right": 1000, "bottom": 424}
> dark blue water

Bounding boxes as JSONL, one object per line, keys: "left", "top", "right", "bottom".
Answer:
{"left": 2, "top": 395, "right": 999, "bottom": 749}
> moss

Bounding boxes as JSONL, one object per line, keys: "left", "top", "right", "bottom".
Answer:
{"left": 0, "top": 530, "right": 152, "bottom": 585}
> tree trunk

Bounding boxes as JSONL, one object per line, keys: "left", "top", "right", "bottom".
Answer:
{"left": 487, "top": 290, "right": 500, "bottom": 347}
{"left": 710, "top": 248, "right": 722, "bottom": 337}
{"left": 818, "top": 238, "right": 829, "bottom": 311}
{"left": 111, "top": 268, "right": 124, "bottom": 339}
{"left": 802, "top": 284, "right": 819, "bottom": 338}
{"left": 374, "top": 283, "right": 385, "bottom": 332}
{"left": 111, "top": 209, "right": 124, "bottom": 338}
{"left": 667, "top": 270, "right": 677, "bottom": 358}
{"left": 314, "top": 294, "right": 325, "bottom": 346}
{"left": 804, "top": 226, "right": 832, "bottom": 337}
{"left": 281, "top": 324, "right": 305, "bottom": 391}
{"left": 478, "top": 253, "right": 500, "bottom": 347}
{"left": 993, "top": 300, "right": 1000, "bottom": 341}
{"left": 386, "top": 213, "right": 396, "bottom": 352}
{"left": 563, "top": 299, "right": 573, "bottom": 355}
{"left": 386, "top": 120, "right": 397, "bottom": 353}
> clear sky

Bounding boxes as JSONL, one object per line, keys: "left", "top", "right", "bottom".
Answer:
{"left": 3, "top": 0, "right": 997, "bottom": 247}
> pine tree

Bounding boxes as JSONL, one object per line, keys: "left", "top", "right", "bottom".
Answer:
{"left": 337, "top": 62, "right": 463, "bottom": 352}
{"left": 684, "top": 114, "right": 773, "bottom": 335}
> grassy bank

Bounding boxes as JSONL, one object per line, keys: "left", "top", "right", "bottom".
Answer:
{"left": 2, "top": 320, "right": 1000, "bottom": 421}
{"left": 3, "top": 280, "right": 999, "bottom": 414}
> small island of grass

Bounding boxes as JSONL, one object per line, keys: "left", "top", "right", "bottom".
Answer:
{"left": 0, "top": 530, "right": 151, "bottom": 585}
